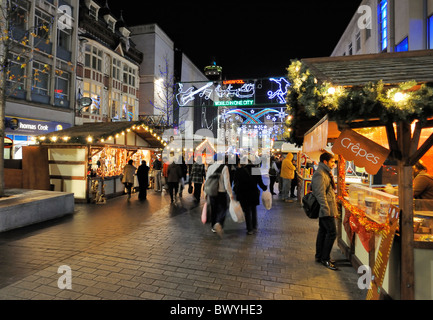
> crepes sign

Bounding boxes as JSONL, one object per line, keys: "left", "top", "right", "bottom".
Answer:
{"left": 332, "top": 129, "right": 390, "bottom": 175}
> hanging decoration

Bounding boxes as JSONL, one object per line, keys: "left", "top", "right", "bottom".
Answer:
{"left": 285, "top": 60, "right": 433, "bottom": 143}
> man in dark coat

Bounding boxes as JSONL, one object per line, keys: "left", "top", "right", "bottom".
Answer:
{"left": 137, "top": 160, "right": 149, "bottom": 201}
{"left": 233, "top": 159, "right": 267, "bottom": 235}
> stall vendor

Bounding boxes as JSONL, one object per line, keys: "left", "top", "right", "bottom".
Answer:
{"left": 413, "top": 160, "right": 433, "bottom": 199}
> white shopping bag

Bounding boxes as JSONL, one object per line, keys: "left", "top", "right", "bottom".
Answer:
{"left": 229, "top": 200, "right": 245, "bottom": 223}
{"left": 262, "top": 191, "right": 272, "bottom": 210}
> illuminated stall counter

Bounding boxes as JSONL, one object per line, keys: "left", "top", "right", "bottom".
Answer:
{"left": 38, "top": 122, "right": 166, "bottom": 202}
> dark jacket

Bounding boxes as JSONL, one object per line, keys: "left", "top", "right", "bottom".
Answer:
{"left": 234, "top": 164, "right": 267, "bottom": 206}
{"left": 414, "top": 173, "right": 433, "bottom": 199}
{"left": 167, "top": 162, "right": 182, "bottom": 183}
{"left": 137, "top": 164, "right": 149, "bottom": 186}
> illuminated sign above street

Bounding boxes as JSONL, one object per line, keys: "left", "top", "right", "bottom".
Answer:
{"left": 175, "top": 77, "right": 290, "bottom": 107}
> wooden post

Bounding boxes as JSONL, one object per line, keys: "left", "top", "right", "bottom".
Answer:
{"left": 397, "top": 122, "right": 415, "bottom": 300}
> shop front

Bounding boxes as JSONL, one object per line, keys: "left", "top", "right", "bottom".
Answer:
{"left": 285, "top": 50, "right": 433, "bottom": 300}
{"left": 5, "top": 117, "right": 71, "bottom": 160}
{"left": 36, "top": 122, "right": 166, "bottom": 202}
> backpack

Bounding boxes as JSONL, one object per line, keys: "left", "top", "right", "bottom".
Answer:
{"left": 204, "top": 165, "right": 225, "bottom": 197}
{"left": 302, "top": 192, "right": 320, "bottom": 219}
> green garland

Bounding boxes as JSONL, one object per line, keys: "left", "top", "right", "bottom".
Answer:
{"left": 285, "top": 60, "right": 433, "bottom": 144}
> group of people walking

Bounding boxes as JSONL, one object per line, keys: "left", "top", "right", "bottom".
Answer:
{"left": 122, "top": 151, "right": 341, "bottom": 272}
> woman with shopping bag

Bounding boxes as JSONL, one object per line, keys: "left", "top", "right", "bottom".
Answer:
{"left": 233, "top": 157, "right": 267, "bottom": 235}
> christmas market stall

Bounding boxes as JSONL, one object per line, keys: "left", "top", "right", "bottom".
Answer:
{"left": 36, "top": 122, "right": 166, "bottom": 203}
{"left": 285, "top": 50, "right": 433, "bottom": 300}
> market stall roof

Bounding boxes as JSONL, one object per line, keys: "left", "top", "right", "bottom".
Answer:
{"left": 286, "top": 50, "right": 433, "bottom": 146}
{"left": 302, "top": 49, "right": 433, "bottom": 87}
{"left": 36, "top": 121, "right": 167, "bottom": 149}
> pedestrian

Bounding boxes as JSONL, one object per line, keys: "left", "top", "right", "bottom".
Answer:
{"left": 122, "top": 159, "right": 136, "bottom": 201}
{"left": 137, "top": 160, "right": 149, "bottom": 201}
{"left": 234, "top": 157, "right": 267, "bottom": 235}
{"left": 205, "top": 154, "right": 234, "bottom": 237}
{"left": 280, "top": 153, "right": 296, "bottom": 202}
{"left": 152, "top": 156, "right": 162, "bottom": 192}
{"left": 162, "top": 156, "right": 169, "bottom": 191}
{"left": 167, "top": 160, "right": 182, "bottom": 203}
{"left": 413, "top": 160, "right": 433, "bottom": 199}
{"left": 290, "top": 158, "right": 298, "bottom": 198}
{"left": 190, "top": 156, "right": 206, "bottom": 202}
{"left": 311, "top": 152, "right": 338, "bottom": 271}
{"left": 268, "top": 156, "right": 279, "bottom": 195}
{"left": 178, "top": 156, "right": 187, "bottom": 198}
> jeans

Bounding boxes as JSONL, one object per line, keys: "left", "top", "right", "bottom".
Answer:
{"left": 240, "top": 201, "right": 257, "bottom": 232}
{"left": 315, "top": 216, "right": 337, "bottom": 261}
{"left": 168, "top": 182, "right": 179, "bottom": 202}
{"left": 209, "top": 192, "right": 228, "bottom": 227}
{"left": 154, "top": 170, "right": 162, "bottom": 191}
{"left": 282, "top": 178, "right": 292, "bottom": 200}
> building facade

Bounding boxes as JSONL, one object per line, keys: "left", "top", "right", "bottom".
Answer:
{"left": 332, "top": 0, "right": 433, "bottom": 57}
{"left": 4, "top": 0, "right": 79, "bottom": 159}
{"left": 76, "top": 0, "right": 142, "bottom": 124}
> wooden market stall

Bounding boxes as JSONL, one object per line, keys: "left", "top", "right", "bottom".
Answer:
{"left": 36, "top": 122, "right": 166, "bottom": 202}
{"left": 286, "top": 50, "right": 433, "bottom": 300}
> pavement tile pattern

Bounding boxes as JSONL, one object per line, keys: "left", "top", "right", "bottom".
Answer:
{"left": 0, "top": 188, "right": 366, "bottom": 301}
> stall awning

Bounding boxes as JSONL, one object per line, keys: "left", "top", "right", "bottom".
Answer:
{"left": 36, "top": 121, "right": 167, "bottom": 149}
{"left": 303, "top": 115, "right": 340, "bottom": 161}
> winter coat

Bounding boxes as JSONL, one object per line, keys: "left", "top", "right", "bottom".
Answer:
{"left": 234, "top": 164, "right": 267, "bottom": 206}
{"left": 311, "top": 162, "right": 338, "bottom": 218}
{"left": 414, "top": 173, "right": 433, "bottom": 199}
{"left": 167, "top": 162, "right": 183, "bottom": 183}
{"left": 280, "top": 153, "right": 296, "bottom": 180}
{"left": 122, "top": 164, "right": 136, "bottom": 184}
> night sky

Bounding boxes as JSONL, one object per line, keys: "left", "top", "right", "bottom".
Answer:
{"left": 108, "top": 0, "right": 363, "bottom": 79}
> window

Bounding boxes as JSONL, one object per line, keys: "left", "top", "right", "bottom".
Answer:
{"left": 111, "top": 91, "right": 121, "bottom": 119}
{"left": 348, "top": 42, "right": 353, "bottom": 55}
{"left": 83, "top": 81, "right": 102, "bottom": 114}
{"left": 84, "top": 45, "right": 102, "bottom": 71}
{"left": 32, "top": 61, "right": 50, "bottom": 96}
{"left": 112, "top": 58, "right": 121, "bottom": 80}
{"left": 55, "top": 70, "right": 70, "bottom": 102}
{"left": 395, "top": 37, "right": 408, "bottom": 52}
{"left": 428, "top": 15, "right": 433, "bottom": 49}
{"left": 379, "top": 0, "right": 388, "bottom": 52}
{"left": 122, "top": 64, "right": 137, "bottom": 87}
{"left": 34, "top": 9, "right": 52, "bottom": 40}
{"left": 10, "top": 0, "right": 29, "bottom": 32}
{"left": 6, "top": 53, "right": 26, "bottom": 92}
{"left": 58, "top": 27, "right": 71, "bottom": 52}
{"left": 89, "top": 5, "right": 98, "bottom": 19}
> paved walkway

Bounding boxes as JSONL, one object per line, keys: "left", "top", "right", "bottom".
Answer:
{"left": 0, "top": 185, "right": 366, "bottom": 301}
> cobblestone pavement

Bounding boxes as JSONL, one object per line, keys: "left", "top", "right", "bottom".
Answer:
{"left": 0, "top": 186, "right": 367, "bottom": 301}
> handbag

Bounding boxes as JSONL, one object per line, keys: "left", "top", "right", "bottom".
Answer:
{"left": 302, "top": 192, "right": 320, "bottom": 219}
{"left": 261, "top": 190, "right": 272, "bottom": 210}
{"left": 229, "top": 200, "right": 245, "bottom": 223}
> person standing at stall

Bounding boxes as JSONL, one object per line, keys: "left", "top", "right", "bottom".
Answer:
{"left": 280, "top": 153, "right": 296, "bottom": 202}
{"left": 137, "top": 160, "right": 150, "bottom": 201}
{"left": 152, "top": 156, "right": 162, "bottom": 192}
{"left": 413, "top": 160, "right": 433, "bottom": 199}
{"left": 122, "top": 160, "right": 137, "bottom": 201}
{"left": 311, "top": 152, "right": 338, "bottom": 271}
{"left": 269, "top": 156, "right": 279, "bottom": 195}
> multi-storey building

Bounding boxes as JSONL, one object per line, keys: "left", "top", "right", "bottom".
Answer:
{"left": 4, "top": 0, "right": 79, "bottom": 159}
{"left": 332, "top": 0, "right": 433, "bottom": 57}
{"left": 76, "top": 0, "right": 142, "bottom": 124}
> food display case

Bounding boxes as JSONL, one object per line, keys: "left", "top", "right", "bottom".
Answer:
{"left": 414, "top": 200, "right": 433, "bottom": 242}
{"left": 347, "top": 184, "right": 399, "bottom": 224}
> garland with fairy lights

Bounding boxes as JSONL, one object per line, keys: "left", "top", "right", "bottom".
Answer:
{"left": 284, "top": 60, "right": 433, "bottom": 144}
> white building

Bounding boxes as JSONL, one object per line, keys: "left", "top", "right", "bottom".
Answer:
{"left": 332, "top": 0, "right": 433, "bottom": 57}
{"left": 129, "top": 24, "right": 210, "bottom": 135}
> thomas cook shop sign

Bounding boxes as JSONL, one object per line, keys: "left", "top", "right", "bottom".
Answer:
{"left": 332, "top": 129, "right": 390, "bottom": 175}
